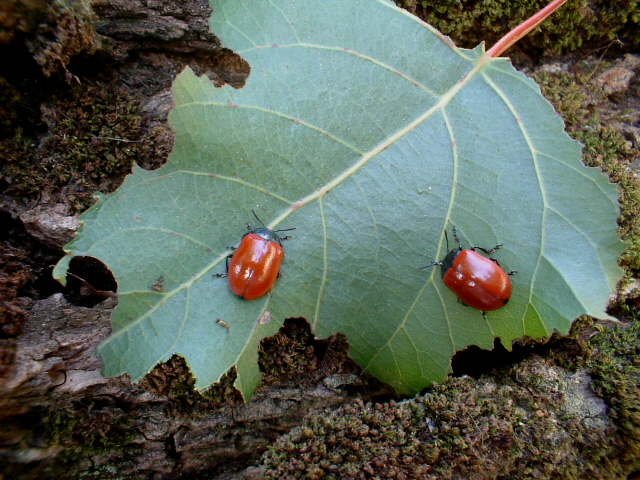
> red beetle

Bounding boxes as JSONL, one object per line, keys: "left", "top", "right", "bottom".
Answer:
{"left": 422, "top": 226, "right": 516, "bottom": 317}
{"left": 220, "top": 211, "right": 294, "bottom": 300}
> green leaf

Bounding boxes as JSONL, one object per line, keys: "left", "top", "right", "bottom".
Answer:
{"left": 53, "top": 0, "right": 624, "bottom": 399}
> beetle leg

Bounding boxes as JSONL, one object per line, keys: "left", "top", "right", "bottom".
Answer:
{"left": 274, "top": 227, "right": 296, "bottom": 244}
{"left": 457, "top": 298, "right": 469, "bottom": 307}
{"left": 482, "top": 311, "right": 488, "bottom": 321}
{"left": 488, "top": 258, "right": 517, "bottom": 277}
{"left": 472, "top": 243, "right": 503, "bottom": 255}
{"left": 419, "top": 261, "right": 442, "bottom": 269}
{"left": 450, "top": 226, "right": 463, "bottom": 251}
{"left": 214, "top": 254, "right": 233, "bottom": 278}
{"left": 488, "top": 257, "right": 503, "bottom": 267}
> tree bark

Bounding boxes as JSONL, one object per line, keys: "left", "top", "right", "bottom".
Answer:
{"left": 1, "top": 294, "right": 373, "bottom": 479}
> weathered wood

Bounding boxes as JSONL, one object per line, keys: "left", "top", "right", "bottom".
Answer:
{"left": 0, "top": 294, "right": 370, "bottom": 479}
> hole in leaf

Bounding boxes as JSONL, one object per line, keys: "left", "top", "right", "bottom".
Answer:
{"left": 65, "top": 256, "right": 117, "bottom": 306}
{"left": 207, "top": 48, "right": 251, "bottom": 89}
{"left": 451, "top": 338, "right": 540, "bottom": 378}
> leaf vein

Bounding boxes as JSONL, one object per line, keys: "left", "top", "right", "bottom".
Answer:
{"left": 177, "top": 170, "right": 296, "bottom": 205}
{"left": 482, "top": 72, "right": 547, "bottom": 335}
{"left": 240, "top": 43, "right": 439, "bottom": 97}
{"left": 179, "top": 101, "right": 364, "bottom": 155}
{"left": 266, "top": 0, "right": 301, "bottom": 44}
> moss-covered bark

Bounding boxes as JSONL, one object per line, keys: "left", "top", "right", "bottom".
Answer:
{"left": 397, "top": 0, "right": 640, "bottom": 56}
{"left": 261, "top": 320, "right": 640, "bottom": 479}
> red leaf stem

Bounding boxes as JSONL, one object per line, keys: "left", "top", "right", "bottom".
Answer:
{"left": 485, "top": 0, "right": 568, "bottom": 58}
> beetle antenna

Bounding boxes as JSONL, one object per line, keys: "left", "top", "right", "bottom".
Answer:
{"left": 251, "top": 210, "right": 296, "bottom": 233}
{"left": 251, "top": 209, "right": 266, "bottom": 227}
{"left": 420, "top": 261, "right": 442, "bottom": 269}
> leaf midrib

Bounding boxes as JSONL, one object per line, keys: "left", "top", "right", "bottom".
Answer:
{"left": 99, "top": 49, "right": 497, "bottom": 358}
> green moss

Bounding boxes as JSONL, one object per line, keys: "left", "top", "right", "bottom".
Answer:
{"left": 0, "top": 78, "right": 169, "bottom": 213}
{"left": 1, "top": 399, "right": 142, "bottom": 480}
{"left": 141, "top": 354, "right": 243, "bottom": 411}
{"left": 259, "top": 318, "right": 319, "bottom": 381}
{"left": 396, "top": 0, "right": 640, "bottom": 55}
{"left": 262, "top": 355, "right": 627, "bottom": 479}
{"left": 554, "top": 312, "right": 640, "bottom": 473}
{"left": 587, "top": 316, "right": 640, "bottom": 470}
{"left": 45, "top": 404, "right": 138, "bottom": 457}
{"left": 533, "top": 71, "right": 592, "bottom": 125}
{"left": 261, "top": 305, "right": 640, "bottom": 478}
